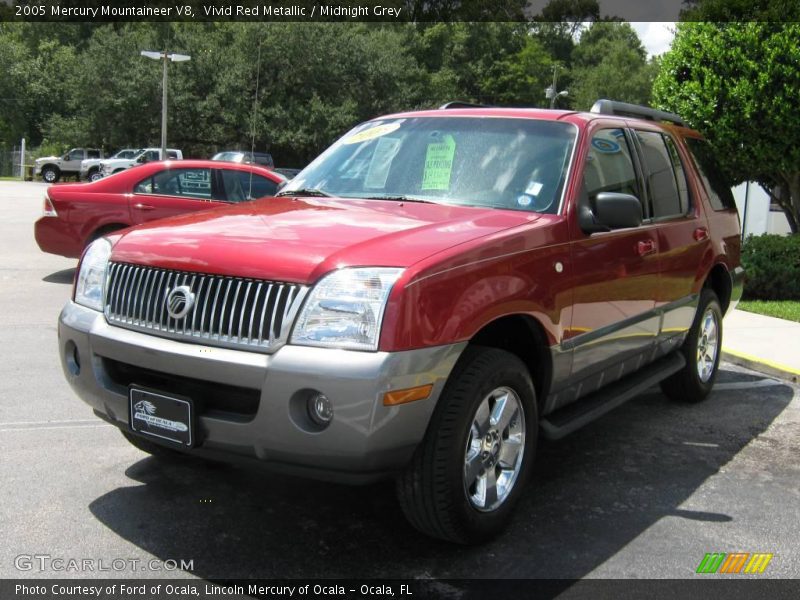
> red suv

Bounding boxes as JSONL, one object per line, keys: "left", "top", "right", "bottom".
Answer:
{"left": 57, "top": 100, "right": 743, "bottom": 543}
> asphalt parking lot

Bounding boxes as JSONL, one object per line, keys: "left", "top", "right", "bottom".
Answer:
{"left": 1, "top": 180, "right": 799, "bottom": 580}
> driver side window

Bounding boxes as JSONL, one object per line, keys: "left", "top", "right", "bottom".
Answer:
{"left": 584, "top": 129, "right": 641, "bottom": 201}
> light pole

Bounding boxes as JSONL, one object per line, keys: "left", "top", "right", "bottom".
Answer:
{"left": 140, "top": 50, "right": 191, "bottom": 157}
{"left": 545, "top": 64, "right": 568, "bottom": 109}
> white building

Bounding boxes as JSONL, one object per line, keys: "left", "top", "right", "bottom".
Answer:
{"left": 732, "top": 182, "right": 792, "bottom": 237}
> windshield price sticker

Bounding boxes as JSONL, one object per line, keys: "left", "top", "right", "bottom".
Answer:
{"left": 421, "top": 134, "right": 456, "bottom": 190}
{"left": 343, "top": 122, "right": 401, "bottom": 145}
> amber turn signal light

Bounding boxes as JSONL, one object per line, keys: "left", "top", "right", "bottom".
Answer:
{"left": 383, "top": 384, "right": 434, "bottom": 406}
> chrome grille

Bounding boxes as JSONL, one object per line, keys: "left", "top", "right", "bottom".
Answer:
{"left": 104, "top": 262, "right": 305, "bottom": 352}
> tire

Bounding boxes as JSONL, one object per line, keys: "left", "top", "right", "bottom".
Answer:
{"left": 396, "top": 346, "right": 537, "bottom": 544}
{"left": 660, "top": 288, "right": 723, "bottom": 403}
{"left": 88, "top": 170, "right": 103, "bottom": 182}
{"left": 121, "top": 429, "right": 182, "bottom": 459}
{"left": 41, "top": 166, "right": 59, "bottom": 183}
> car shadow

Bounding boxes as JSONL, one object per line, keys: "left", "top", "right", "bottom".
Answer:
{"left": 43, "top": 267, "right": 76, "bottom": 284}
{"left": 88, "top": 368, "right": 795, "bottom": 579}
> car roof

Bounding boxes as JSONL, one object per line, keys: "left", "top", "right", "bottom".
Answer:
{"left": 375, "top": 107, "right": 701, "bottom": 136}
{"left": 134, "top": 159, "right": 287, "bottom": 182}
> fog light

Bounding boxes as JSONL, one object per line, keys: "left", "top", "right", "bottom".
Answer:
{"left": 65, "top": 340, "right": 80, "bottom": 376}
{"left": 308, "top": 393, "right": 333, "bottom": 426}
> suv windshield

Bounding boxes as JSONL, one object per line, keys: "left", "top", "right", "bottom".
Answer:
{"left": 212, "top": 152, "right": 244, "bottom": 162}
{"left": 113, "top": 149, "right": 139, "bottom": 159}
{"left": 283, "top": 117, "right": 576, "bottom": 213}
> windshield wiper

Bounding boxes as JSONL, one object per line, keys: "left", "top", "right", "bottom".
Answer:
{"left": 276, "top": 188, "right": 332, "bottom": 198}
{"left": 362, "top": 195, "right": 438, "bottom": 204}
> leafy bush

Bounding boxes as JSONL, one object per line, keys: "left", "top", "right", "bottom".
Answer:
{"left": 741, "top": 234, "right": 800, "bottom": 300}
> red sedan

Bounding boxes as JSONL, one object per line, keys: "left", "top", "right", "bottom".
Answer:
{"left": 34, "top": 159, "right": 287, "bottom": 258}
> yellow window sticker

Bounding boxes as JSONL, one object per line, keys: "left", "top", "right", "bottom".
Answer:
{"left": 421, "top": 135, "right": 456, "bottom": 191}
{"left": 343, "top": 122, "right": 401, "bottom": 145}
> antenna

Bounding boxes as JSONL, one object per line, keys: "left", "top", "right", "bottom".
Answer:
{"left": 247, "top": 31, "right": 263, "bottom": 200}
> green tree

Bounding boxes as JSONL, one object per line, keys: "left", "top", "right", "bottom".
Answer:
{"left": 0, "top": 25, "right": 30, "bottom": 146}
{"left": 531, "top": 0, "right": 601, "bottom": 64}
{"left": 680, "top": 0, "right": 800, "bottom": 21}
{"left": 220, "top": 23, "right": 427, "bottom": 165}
{"left": 569, "top": 22, "right": 658, "bottom": 110}
{"left": 410, "top": 23, "right": 555, "bottom": 107}
{"left": 653, "top": 22, "right": 800, "bottom": 233}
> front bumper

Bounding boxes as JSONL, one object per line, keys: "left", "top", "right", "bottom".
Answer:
{"left": 59, "top": 301, "right": 465, "bottom": 483}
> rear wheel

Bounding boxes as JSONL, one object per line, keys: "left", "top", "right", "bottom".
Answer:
{"left": 396, "top": 346, "right": 537, "bottom": 544}
{"left": 660, "top": 288, "right": 723, "bottom": 403}
{"left": 88, "top": 169, "right": 103, "bottom": 182}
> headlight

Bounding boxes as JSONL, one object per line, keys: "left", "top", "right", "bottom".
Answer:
{"left": 291, "top": 267, "right": 403, "bottom": 351}
{"left": 74, "top": 238, "right": 112, "bottom": 311}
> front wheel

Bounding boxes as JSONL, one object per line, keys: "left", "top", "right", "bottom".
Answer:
{"left": 41, "top": 166, "right": 59, "bottom": 183}
{"left": 396, "top": 346, "right": 537, "bottom": 544}
{"left": 660, "top": 288, "right": 723, "bottom": 403}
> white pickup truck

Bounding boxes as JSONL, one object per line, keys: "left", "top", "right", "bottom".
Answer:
{"left": 35, "top": 148, "right": 104, "bottom": 183}
{"left": 99, "top": 147, "right": 183, "bottom": 178}
{"left": 80, "top": 148, "right": 140, "bottom": 181}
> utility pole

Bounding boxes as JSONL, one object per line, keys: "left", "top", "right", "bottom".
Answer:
{"left": 545, "top": 64, "right": 568, "bottom": 109}
{"left": 140, "top": 50, "right": 191, "bottom": 158}
{"left": 19, "top": 137, "right": 25, "bottom": 180}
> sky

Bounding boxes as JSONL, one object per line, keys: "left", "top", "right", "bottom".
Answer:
{"left": 630, "top": 22, "right": 677, "bottom": 57}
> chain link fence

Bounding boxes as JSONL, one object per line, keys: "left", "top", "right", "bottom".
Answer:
{"left": 0, "top": 147, "right": 35, "bottom": 178}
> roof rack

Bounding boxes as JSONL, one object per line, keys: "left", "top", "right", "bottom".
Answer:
{"left": 590, "top": 99, "right": 686, "bottom": 127}
{"left": 439, "top": 101, "right": 490, "bottom": 110}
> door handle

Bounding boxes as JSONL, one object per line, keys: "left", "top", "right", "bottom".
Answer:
{"left": 133, "top": 203, "right": 155, "bottom": 211}
{"left": 693, "top": 227, "right": 709, "bottom": 241}
{"left": 637, "top": 240, "right": 656, "bottom": 256}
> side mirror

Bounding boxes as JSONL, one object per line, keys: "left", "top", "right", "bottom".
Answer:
{"left": 63, "top": 154, "right": 70, "bottom": 161}
{"left": 594, "top": 192, "right": 642, "bottom": 230}
{"left": 136, "top": 155, "right": 146, "bottom": 164}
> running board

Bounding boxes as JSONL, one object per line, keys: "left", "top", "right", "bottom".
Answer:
{"left": 539, "top": 352, "right": 686, "bottom": 440}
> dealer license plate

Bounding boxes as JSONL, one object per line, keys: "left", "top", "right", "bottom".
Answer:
{"left": 129, "top": 386, "right": 194, "bottom": 447}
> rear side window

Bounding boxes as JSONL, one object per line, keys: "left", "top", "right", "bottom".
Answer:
{"left": 635, "top": 131, "right": 688, "bottom": 219}
{"left": 684, "top": 138, "right": 736, "bottom": 211}
{"left": 87, "top": 149, "right": 101, "bottom": 159}
{"left": 134, "top": 168, "right": 213, "bottom": 199}
{"left": 584, "top": 128, "right": 640, "bottom": 199}
{"left": 662, "top": 136, "right": 691, "bottom": 214}
{"left": 220, "top": 169, "right": 278, "bottom": 202}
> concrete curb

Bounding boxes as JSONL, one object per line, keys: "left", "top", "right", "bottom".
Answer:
{"left": 722, "top": 349, "right": 800, "bottom": 384}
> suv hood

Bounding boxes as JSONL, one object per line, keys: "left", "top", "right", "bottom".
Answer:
{"left": 101, "top": 158, "right": 131, "bottom": 167}
{"left": 35, "top": 155, "right": 59, "bottom": 163}
{"left": 110, "top": 196, "right": 540, "bottom": 284}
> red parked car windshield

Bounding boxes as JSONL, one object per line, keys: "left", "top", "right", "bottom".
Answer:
{"left": 283, "top": 117, "right": 577, "bottom": 214}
